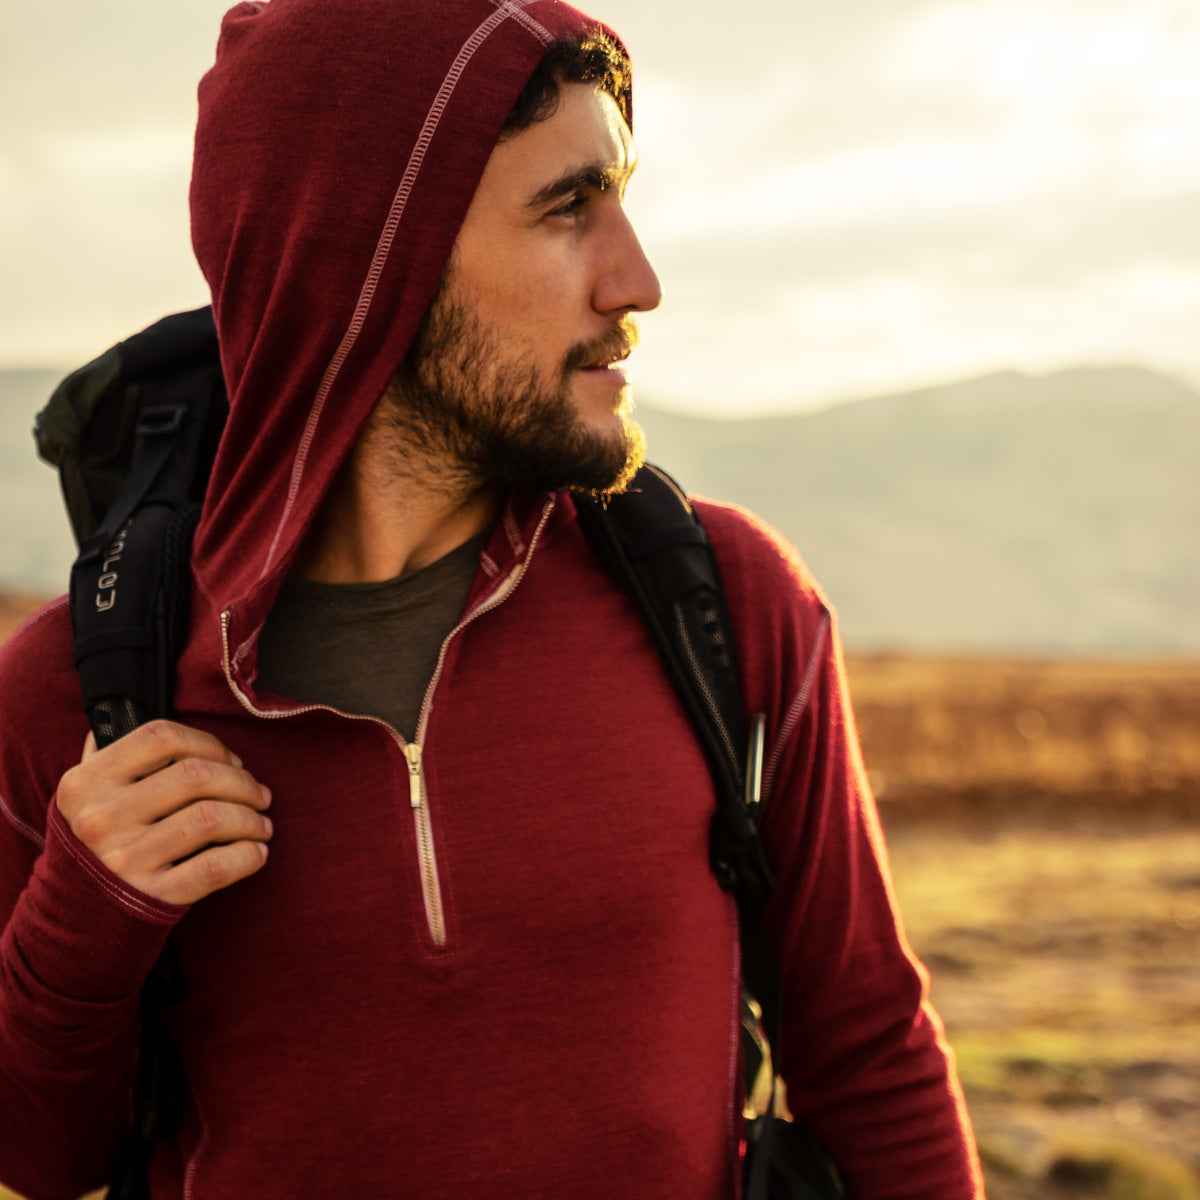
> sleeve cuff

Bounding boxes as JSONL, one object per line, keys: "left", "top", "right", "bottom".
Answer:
{"left": 12, "top": 802, "right": 190, "bottom": 1003}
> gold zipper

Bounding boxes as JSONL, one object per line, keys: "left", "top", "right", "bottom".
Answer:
{"left": 409, "top": 499, "right": 554, "bottom": 746}
{"left": 399, "top": 499, "right": 554, "bottom": 945}
{"left": 403, "top": 743, "right": 445, "bottom": 946}
{"left": 218, "top": 498, "right": 555, "bottom": 948}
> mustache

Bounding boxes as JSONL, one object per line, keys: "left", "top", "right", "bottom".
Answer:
{"left": 562, "top": 318, "right": 640, "bottom": 374}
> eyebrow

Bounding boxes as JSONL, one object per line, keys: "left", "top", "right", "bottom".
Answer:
{"left": 524, "top": 155, "right": 638, "bottom": 211}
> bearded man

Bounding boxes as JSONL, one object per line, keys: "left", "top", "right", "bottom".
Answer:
{"left": 0, "top": 3, "right": 984, "bottom": 1198}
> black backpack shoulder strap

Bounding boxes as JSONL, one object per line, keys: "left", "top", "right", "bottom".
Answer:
{"left": 575, "top": 466, "right": 846, "bottom": 1199}
{"left": 37, "top": 308, "right": 227, "bottom": 747}
{"left": 574, "top": 463, "right": 775, "bottom": 906}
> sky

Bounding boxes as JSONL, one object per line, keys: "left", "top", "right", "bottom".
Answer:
{"left": 2, "top": 0, "right": 1199, "bottom": 416}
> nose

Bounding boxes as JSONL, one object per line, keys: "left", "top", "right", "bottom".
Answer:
{"left": 593, "top": 207, "right": 662, "bottom": 316}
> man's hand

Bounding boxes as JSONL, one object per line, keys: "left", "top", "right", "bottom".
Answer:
{"left": 56, "top": 720, "right": 274, "bottom": 906}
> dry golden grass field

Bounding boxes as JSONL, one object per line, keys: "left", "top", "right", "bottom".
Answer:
{"left": 2, "top": 594, "right": 1198, "bottom": 1198}
{"left": 849, "top": 652, "right": 1200, "bottom": 1199}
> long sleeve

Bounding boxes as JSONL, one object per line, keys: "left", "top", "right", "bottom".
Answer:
{"left": 0, "top": 603, "right": 186, "bottom": 1200}
{"left": 761, "top": 618, "right": 983, "bottom": 1197}
{"left": 698, "top": 501, "right": 986, "bottom": 1199}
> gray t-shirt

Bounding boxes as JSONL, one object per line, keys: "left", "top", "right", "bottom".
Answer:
{"left": 256, "top": 531, "right": 488, "bottom": 741}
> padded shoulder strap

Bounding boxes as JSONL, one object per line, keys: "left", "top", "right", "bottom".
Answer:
{"left": 574, "top": 464, "right": 774, "bottom": 907}
{"left": 575, "top": 466, "right": 743, "bottom": 790}
{"left": 63, "top": 308, "right": 228, "bottom": 747}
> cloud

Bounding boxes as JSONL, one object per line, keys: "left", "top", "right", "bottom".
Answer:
{"left": 633, "top": 260, "right": 1200, "bottom": 415}
{"left": 0, "top": 123, "right": 205, "bottom": 362}
{"left": 631, "top": 0, "right": 1200, "bottom": 235}
{"left": 612, "top": 0, "right": 1200, "bottom": 411}
{"left": 3, "top": 0, "right": 1200, "bottom": 414}
{"left": 0, "top": 2, "right": 227, "bottom": 363}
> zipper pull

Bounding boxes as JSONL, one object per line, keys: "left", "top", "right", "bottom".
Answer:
{"left": 404, "top": 743, "right": 424, "bottom": 808}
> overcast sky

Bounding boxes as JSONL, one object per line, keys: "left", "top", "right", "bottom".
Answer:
{"left": 3, "top": 0, "right": 1199, "bottom": 415}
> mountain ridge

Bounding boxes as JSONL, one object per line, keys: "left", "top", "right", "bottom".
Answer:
{"left": 634, "top": 364, "right": 1200, "bottom": 655}
{"left": 3, "top": 362, "right": 1197, "bottom": 655}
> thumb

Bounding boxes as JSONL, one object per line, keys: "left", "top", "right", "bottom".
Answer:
{"left": 81, "top": 730, "right": 98, "bottom": 761}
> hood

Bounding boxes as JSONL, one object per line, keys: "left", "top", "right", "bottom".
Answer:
{"left": 188, "top": 0, "right": 625, "bottom": 641}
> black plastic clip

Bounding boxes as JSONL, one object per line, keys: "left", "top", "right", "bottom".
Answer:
{"left": 709, "top": 713, "right": 776, "bottom": 905}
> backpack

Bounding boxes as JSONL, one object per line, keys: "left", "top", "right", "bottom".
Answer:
{"left": 35, "top": 309, "right": 845, "bottom": 1200}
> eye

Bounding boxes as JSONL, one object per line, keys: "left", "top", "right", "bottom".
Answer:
{"left": 547, "top": 191, "right": 588, "bottom": 220}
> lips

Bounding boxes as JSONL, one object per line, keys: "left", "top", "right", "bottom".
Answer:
{"left": 581, "top": 352, "right": 629, "bottom": 370}
{"left": 565, "top": 321, "right": 638, "bottom": 375}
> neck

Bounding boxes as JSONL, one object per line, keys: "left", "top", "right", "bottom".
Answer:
{"left": 293, "top": 407, "right": 499, "bottom": 584}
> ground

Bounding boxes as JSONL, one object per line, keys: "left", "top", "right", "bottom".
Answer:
{"left": 849, "top": 652, "right": 1200, "bottom": 1199}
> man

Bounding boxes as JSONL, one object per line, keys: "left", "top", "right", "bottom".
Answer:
{"left": 0, "top": 2, "right": 985, "bottom": 1197}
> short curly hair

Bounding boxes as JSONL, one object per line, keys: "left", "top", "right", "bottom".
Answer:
{"left": 501, "top": 32, "right": 632, "bottom": 139}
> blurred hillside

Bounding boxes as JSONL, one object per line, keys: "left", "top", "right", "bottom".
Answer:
{"left": 0, "top": 368, "right": 71, "bottom": 592}
{"left": 638, "top": 364, "right": 1200, "bottom": 656}
{"left": 3, "top": 362, "right": 1199, "bottom": 655}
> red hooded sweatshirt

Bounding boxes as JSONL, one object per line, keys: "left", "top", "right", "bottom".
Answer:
{"left": 0, "top": 1, "right": 984, "bottom": 1197}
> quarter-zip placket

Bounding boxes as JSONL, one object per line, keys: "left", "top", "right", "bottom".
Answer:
{"left": 402, "top": 742, "right": 444, "bottom": 945}
{"left": 219, "top": 498, "right": 555, "bottom": 948}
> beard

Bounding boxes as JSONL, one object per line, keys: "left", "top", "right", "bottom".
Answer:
{"left": 378, "top": 271, "right": 646, "bottom": 497}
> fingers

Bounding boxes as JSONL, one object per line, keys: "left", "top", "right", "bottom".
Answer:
{"left": 129, "top": 755, "right": 271, "bottom": 827}
{"left": 60, "top": 722, "right": 267, "bottom": 838}
{"left": 108, "top": 799, "right": 274, "bottom": 906}
{"left": 56, "top": 718, "right": 277, "bottom": 907}
{"left": 81, "top": 719, "right": 242, "bottom": 785}
{"left": 109, "top": 795, "right": 273, "bottom": 873}
{"left": 157, "top": 840, "right": 270, "bottom": 906}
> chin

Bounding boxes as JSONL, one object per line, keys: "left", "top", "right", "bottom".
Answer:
{"left": 579, "top": 392, "right": 631, "bottom": 438}
{"left": 572, "top": 407, "right": 646, "bottom": 496}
